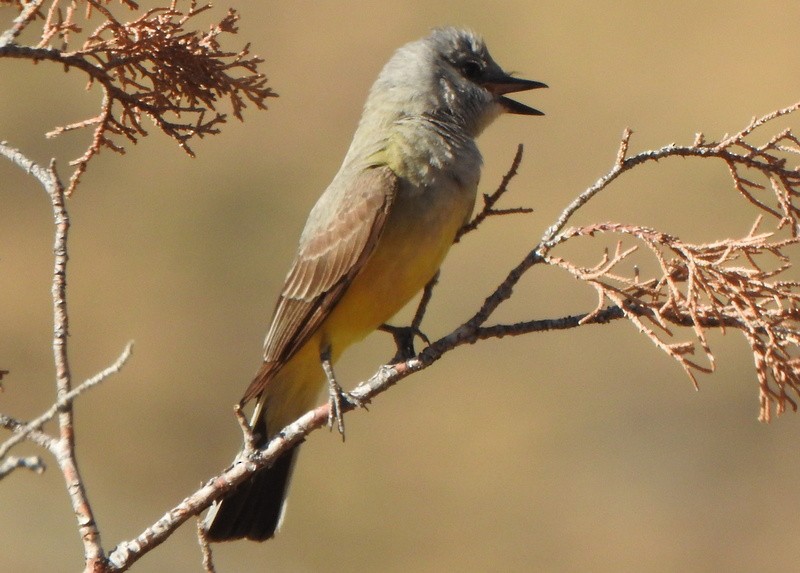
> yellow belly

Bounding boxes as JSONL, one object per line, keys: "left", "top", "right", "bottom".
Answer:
{"left": 263, "top": 176, "right": 475, "bottom": 434}
{"left": 320, "top": 177, "right": 475, "bottom": 354}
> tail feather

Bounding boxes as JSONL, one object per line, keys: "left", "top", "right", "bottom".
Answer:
{"left": 206, "top": 354, "right": 322, "bottom": 542}
{"left": 204, "top": 446, "right": 298, "bottom": 542}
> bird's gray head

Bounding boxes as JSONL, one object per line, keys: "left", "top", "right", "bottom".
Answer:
{"left": 365, "top": 27, "right": 546, "bottom": 138}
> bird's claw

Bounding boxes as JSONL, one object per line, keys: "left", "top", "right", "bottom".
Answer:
{"left": 327, "top": 381, "right": 365, "bottom": 440}
{"left": 379, "top": 324, "right": 430, "bottom": 363}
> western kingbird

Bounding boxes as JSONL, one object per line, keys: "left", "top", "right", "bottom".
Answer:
{"left": 205, "top": 26, "right": 546, "bottom": 542}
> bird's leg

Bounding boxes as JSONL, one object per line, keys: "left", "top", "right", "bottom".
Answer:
{"left": 320, "top": 346, "right": 363, "bottom": 440}
{"left": 378, "top": 270, "right": 437, "bottom": 362}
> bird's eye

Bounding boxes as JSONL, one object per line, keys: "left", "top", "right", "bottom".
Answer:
{"left": 460, "top": 60, "right": 483, "bottom": 81}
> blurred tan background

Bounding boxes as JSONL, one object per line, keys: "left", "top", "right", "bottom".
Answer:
{"left": 2, "top": 1, "right": 800, "bottom": 571}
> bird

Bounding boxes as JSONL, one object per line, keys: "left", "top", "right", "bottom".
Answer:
{"left": 204, "top": 26, "right": 546, "bottom": 542}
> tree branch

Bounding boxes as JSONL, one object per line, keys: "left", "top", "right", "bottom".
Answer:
{"left": 0, "top": 455, "right": 46, "bottom": 479}
{"left": 0, "top": 0, "right": 47, "bottom": 47}
{"left": 0, "top": 1, "right": 276, "bottom": 194}
{"left": 456, "top": 143, "right": 532, "bottom": 241}
{"left": 44, "top": 153, "right": 109, "bottom": 567}
{"left": 0, "top": 342, "right": 133, "bottom": 460}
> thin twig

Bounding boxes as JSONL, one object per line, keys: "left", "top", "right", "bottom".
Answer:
{"left": 196, "top": 519, "right": 216, "bottom": 573}
{"left": 0, "top": 413, "right": 58, "bottom": 453}
{"left": 233, "top": 403, "right": 256, "bottom": 454}
{"left": 43, "top": 158, "right": 106, "bottom": 567}
{"left": 0, "top": 0, "right": 48, "bottom": 47}
{"left": 0, "top": 140, "right": 59, "bottom": 189}
{"left": 0, "top": 455, "right": 46, "bottom": 479}
{"left": 456, "top": 143, "right": 531, "bottom": 241}
{"left": 0, "top": 343, "right": 133, "bottom": 459}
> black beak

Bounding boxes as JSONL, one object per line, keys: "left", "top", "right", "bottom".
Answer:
{"left": 484, "top": 74, "right": 548, "bottom": 116}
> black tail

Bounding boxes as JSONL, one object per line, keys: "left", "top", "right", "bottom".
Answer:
{"left": 204, "top": 445, "right": 299, "bottom": 542}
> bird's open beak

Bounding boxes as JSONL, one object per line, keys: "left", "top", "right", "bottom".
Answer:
{"left": 485, "top": 74, "right": 548, "bottom": 116}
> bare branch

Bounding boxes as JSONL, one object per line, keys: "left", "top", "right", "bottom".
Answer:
{"left": 0, "top": 140, "right": 61, "bottom": 192}
{"left": 0, "top": 455, "right": 46, "bottom": 479}
{"left": 0, "top": 413, "right": 59, "bottom": 453}
{"left": 0, "top": 342, "right": 133, "bottom": 460}
{"left": 196, "top": 520, "right": 216, "bottom": 573}
{"left": 615, "top": 127, "right": 633, "bottom": 166}
{"left": 456, "top": 143, "right": 532, "bottom": 241}
{"left": 232, "top": 403, "right": 256, "bottom": 454}
{"left": 37, "top": 153, "right": 108, "bottom": 567}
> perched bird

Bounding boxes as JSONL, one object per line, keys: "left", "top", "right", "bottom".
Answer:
{"left": 204, "top": 26, "right": 546, "bottom": 542}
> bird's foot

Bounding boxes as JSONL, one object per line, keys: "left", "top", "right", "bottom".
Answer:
{"left": 379, "top": 324, "right": 430, "bottom": 363}
{"left": 326, "top": 380, "right": 366, "bottom": 440}
{"left": 321, "top": 348, "right": 366, "bottom": 440}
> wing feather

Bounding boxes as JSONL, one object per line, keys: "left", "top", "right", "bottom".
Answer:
{"left": 241, "top": 165, "right": 397, "bottom": 403}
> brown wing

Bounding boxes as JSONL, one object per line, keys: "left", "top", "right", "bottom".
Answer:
{"left": 241, "top": 165, "right": 398, "bottom": 403}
